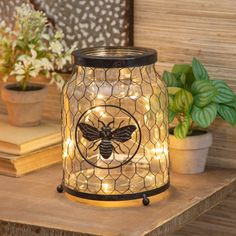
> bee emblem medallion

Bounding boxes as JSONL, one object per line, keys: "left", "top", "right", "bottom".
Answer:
{"left": 75, "top": 105, "right": 141, "bottom": 169}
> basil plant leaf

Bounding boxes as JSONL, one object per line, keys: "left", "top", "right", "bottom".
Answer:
{"left": 163, "top": 71, "right": 182, "bottom": 87}
{"left": 212, "top": 80, "right": 235, "bottom": 104}
{"left": 218, "top": 104, "right": 236, "bottom": 126}
{"left": 191, "top": 80, "right": 217, "bottom": 107}
{"left": 174, "top": 115, "right": 191, "bottom": 139}
{"left": 192, "top": 58, "right": 209, "bottom": 80}
{"left": 173, "top": 89, "right": 193, "bottom": 114}
{"left": 192, "top": 103, "right": 218, "bottom": 128}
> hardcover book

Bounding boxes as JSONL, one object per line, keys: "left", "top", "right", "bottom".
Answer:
{"left": 0, "top": 144, "right": 61, "bottom": 177}
{"left": 0, "top": 115, "right": 61, "bottom": 155}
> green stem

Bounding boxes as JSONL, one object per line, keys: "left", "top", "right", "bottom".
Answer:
{"left": 20, "top": 75, "right": 28, "bottom": 91}
{"left": 21, "top": 81, "right": 27, "bottom": 91}
{"left": 190, "top": 121, "right": 194, "bottom": 131}
{"left": 188, "top": 121, "right": 195, "bottom": 135}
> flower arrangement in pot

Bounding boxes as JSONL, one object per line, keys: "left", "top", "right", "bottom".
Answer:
{"left": 163, "top": 58, "right": 236, "bottom": 174}
{"left": 0, "top": 4, "right": 75, "bottom": 126}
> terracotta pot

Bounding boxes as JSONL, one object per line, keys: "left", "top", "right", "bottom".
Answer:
{"left": 169, "top": 131, "right": 213, "bottom": 174}
{"left": 1, "top": 83, "right": 48, "bottom": 127}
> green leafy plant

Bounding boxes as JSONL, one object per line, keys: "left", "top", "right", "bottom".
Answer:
{"left": 163, "top": 58, "right": 236, "bottom": 139}
{"left": 0, "top": 4, "right": 76, "bottom": 90}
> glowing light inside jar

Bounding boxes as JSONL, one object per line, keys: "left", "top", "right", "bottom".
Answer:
{"left": 63, "top": 138, "right": 74, "bottom": 158}
{"left": 129, "top": 92, "right": 139, "bottom": 99}
{"left": 145, "top": 144, "right": 168, "bottom": 161}
{"left": 61, "top": 47, "right": 170, "bottom": 205}
{"left": 102, "top": 183, "right": 112, "bottom": 193}
{"left": 97, "top": 94, "right": 104, "bottom": 99}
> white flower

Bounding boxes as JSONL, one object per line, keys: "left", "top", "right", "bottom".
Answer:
{"left": 51, "top": 72, "right": 65, "bottom": 90}
{"left": 41, "top": 33, "right": 50, "bottom": 40}
{"left": 55, "top": 57, "right": 67, "bottom": 70}
{"left": 0, "top": 4, "right": 75, "bottom": 90}
{"left": 49, "top": 40, "right": 64, "bottom": 55}
{"left": 54, "top": 31, "right": 64, "bottom": 40}
{"left": 11, "top": 53, "right": 42, "bottom": 80}
{"left": 10, "top": 62, "right": 26, "bottom": 82}
{"left": 30, "top": 49, "right": 37, "bottom": 59}
{"left": 40, "top": 58, "right": 54, "bottom": 71}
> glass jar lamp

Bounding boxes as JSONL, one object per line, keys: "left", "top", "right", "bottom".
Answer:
{"left": 58, "top": 47, "right": 169, "bottom": 206}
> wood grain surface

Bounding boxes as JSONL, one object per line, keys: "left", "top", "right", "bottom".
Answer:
{"left": 172, "top": 191, "right": 236, "bottom": 236}
{"left": 0, "top": 165, "right": 236, "bottom": 236}
{"left": 134, "top": 0, "right": 236, "bottom": 169}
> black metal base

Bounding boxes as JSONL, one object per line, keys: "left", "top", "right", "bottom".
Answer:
{"left": 63, "top": 182, "right": 169, "bottom": 205}
{"left": 57, "top": 184, "right": 64, "bottom": 193}
{"left": 142, "top": 194, "right": 150, "bottom": 206}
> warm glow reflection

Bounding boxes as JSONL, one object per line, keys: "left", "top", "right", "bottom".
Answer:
{"left": 97, "top": 94, "right": 104, "bottom": 99}
{"left": 102, "top": 183, "right": 111, "bottom": 193}
{"left": 145, "top": 144, "right": 168, "bottom": 161}
{"left": 129, "top": 92, "right": 139, "bottom": 99}
{"left": 63, "top": 138, "right": 74, "bottom": 158}
{"left": 93, "top": 107, "right": 106, "bottom": 118}
{"left": 144, "top": 97, "right": 150, "bottom": 110}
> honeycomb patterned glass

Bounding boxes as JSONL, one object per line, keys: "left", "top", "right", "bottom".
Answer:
{"left": 61, "top": 47, "right": 169, "bottom": 205}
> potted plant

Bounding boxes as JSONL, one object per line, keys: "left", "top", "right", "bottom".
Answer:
{"left": 163, "top": 58, "right": 236, "bottom": 174}
{"left": 0, "top": 4, "right": 75, "bottom": 126}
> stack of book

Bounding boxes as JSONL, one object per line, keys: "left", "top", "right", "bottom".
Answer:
{"left": 0, "top": 115, "right": 62, "bottom": 177}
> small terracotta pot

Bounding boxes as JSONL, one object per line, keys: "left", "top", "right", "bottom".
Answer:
{"left": 1, "top": 83, "right": 48, "bottom": 127}
{"left": 169, "top": 131, "right": 213, "bottom": 174}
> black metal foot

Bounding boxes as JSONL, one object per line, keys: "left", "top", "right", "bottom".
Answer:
{"left": 57, "top": 184, "right": 64, "bottom": 193}
{"left": 142, "top": 194, "right": 150, "bottom": 206}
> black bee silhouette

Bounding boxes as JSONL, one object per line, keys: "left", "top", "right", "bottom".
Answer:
{"left": 78, "top": 120, "right": 136, "bottom": 159}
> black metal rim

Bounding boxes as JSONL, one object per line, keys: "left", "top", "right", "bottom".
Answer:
{"left": 72, "top": 46, "right": 157, "bottom": 68}
{"left": 64, "top": 182, "right": 169, "bottom": 201}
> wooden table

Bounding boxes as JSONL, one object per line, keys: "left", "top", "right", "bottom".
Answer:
{"left": 0, "top": 164, "right": 235, "bottom": 236}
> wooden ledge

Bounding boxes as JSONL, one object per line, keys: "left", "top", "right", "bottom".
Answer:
{"left": 0, "top": 165, "right": 235, "bottom": 236}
